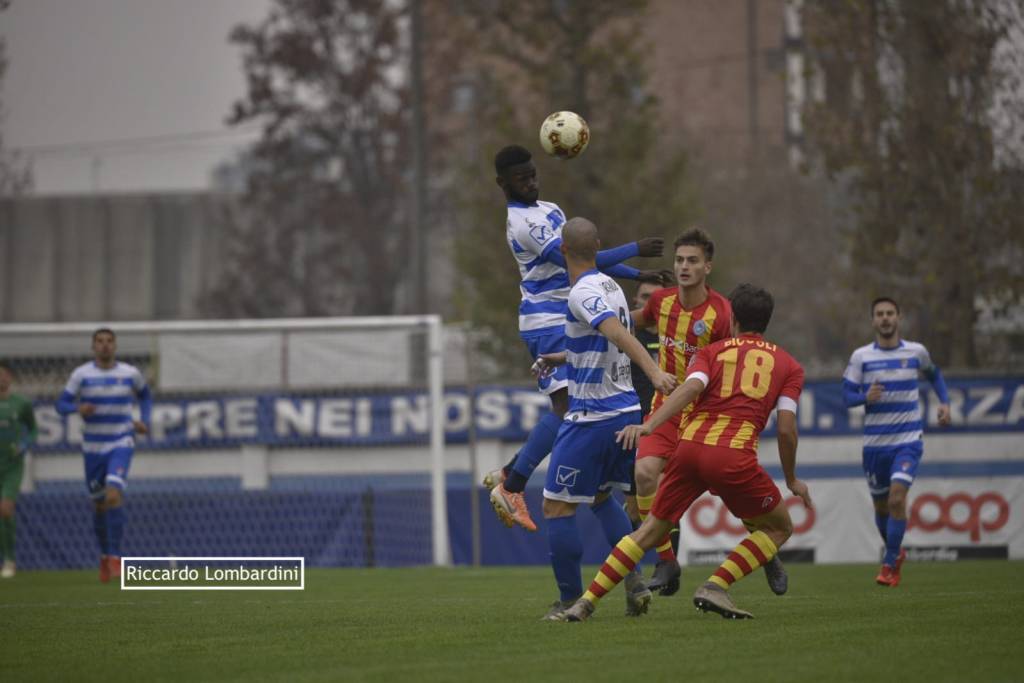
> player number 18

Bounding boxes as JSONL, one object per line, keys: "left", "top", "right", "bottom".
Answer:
{"left": 715, "top": 348, "right": 775, "bottom": 399}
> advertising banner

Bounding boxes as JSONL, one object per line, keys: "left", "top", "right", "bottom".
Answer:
{"left": 679, "top": 477, "right": 1024, "bottom": 564}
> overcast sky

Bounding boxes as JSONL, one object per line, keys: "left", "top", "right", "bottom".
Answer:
{"left": 1, "top": 0, "right": 271, "bottom": 195}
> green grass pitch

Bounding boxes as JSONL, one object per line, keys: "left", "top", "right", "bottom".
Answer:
{"left": 3, "top": 561, "right": 1022, "bottom": 682}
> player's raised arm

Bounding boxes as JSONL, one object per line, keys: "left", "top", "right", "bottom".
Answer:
{"left": 595, "top": 237, "right": 667, "bottom": 281}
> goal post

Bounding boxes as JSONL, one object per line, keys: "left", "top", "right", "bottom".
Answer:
{"left": 0, "top": 315, "right": 451, "bottom": 568}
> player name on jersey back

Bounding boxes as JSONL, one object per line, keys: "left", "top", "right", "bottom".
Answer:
{"left": 681, "top": 334, "right": 804, "bottom": 455}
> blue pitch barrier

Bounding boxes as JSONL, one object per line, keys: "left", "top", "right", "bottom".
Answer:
{"left": 13, "top": 476, "right": 638, "bottom": 570}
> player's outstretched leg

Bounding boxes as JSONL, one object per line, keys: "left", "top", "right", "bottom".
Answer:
{"left": 561, "top": 535, "right": 645, "bottom": 622}
{"left": 635, "top": 457, "right": 681, "bottom": 596}
{"left": 487, "top": 390, "right": 566, "bottom": 528}
{"left": 590, "top": 493, "right": 652, "bottom": 617}
{"left": 561, "top": 515, "right": 673, "bottom": 623}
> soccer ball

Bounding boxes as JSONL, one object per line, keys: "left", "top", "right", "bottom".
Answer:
{"left": 539, "top": 111, "right": 590, "bottom": 159}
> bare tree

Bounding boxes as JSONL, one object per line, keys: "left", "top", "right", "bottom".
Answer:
{"left": 801, "top": 0, "right": 1024, "bottom": 367}
{"left": 0, "top": 5, "right": 32, "bottom": 196}
{"left": 206, "top": 0, "right": 410, "bottom": 317}
{"left": 442, "top": 0, "right": 701, "bottom": 375}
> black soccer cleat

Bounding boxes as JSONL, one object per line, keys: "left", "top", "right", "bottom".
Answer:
{"left": 763, "top": 555, "right": 788, "bottom": 596}
{"left": 648, "top": 559, "right": 681, "bottom": 597}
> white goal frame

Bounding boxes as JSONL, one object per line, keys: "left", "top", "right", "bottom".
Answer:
{"left": 0, "top": 315, "right": 450, "bottom": 567}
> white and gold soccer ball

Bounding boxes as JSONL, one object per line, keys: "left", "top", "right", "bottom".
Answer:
{"left": 539, "top": 111, "right": 590, "bottom": 159}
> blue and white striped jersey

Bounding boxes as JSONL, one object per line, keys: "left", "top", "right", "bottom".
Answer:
{"left": 564, "top": 270, "right": 640, "bottom": 423}
{"left": 843, "top": 341, "right": 941, "bottom": 454}
{"left": 506, "top": 200, "right": 570, "bottom": 337}
{"left": 61, "top": 362, "right": 148, "bottom": 455}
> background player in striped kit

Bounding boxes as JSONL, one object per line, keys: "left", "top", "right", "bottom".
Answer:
{"left": 629, "top": 229, "right": 733, "bottom": 596}
{"left": 560, "top": 283, "right": 812, "bottom": 622}
{"left": 531, "top": 217, "right": 677, "bottom": 620}
{"left": 56, "top": 329, "right": 152, "bottom": 583}
{"left": 486, "top": 144, "right": 670, "bottom": 531}
{"left": 0, "top": 362, "right": 37, "bottom": 578}
{"left": 843, "top": 297, "right": 951, "bottom": 587}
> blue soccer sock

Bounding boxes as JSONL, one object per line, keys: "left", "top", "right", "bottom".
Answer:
{"left": 590, "top": 497, "right": 635, "bottom": 547}
{"left": 884, "top": 517, "right": 906, "bottom": 567}
{"left": 93, "top": 510, "right": 109, "bottom": 555}
{"left": 547, "top": 515, "right": 583, "bottom": 602}
{"left": 506, "top": 411, "right": 561, "bottom": 493}
{"left": 874, "top": 512, "right": 889, "bottom": 543}
{"left": 106, "top": 506, "right": 125, "bottom": 557}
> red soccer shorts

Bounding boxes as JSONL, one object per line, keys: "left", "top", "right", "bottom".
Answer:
{"left": 636, "top": 411, "right": 685, "bottom": 460}
{"left": 651, "top": 440, "right": 782, "bottom": 522}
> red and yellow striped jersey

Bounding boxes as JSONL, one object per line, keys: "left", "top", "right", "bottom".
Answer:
{"left": 679, "top": 334, "right": 804, "bottom": 455}
{"left": 640, "top": 286, "right": 732, "bottom": 415}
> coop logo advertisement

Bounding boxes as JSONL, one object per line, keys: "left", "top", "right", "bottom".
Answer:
{"left": 30, "top": 377, "right": 1024, "bottom": 452}
{"left": 679, "top": 479, "right": 1023, "bottom": 565}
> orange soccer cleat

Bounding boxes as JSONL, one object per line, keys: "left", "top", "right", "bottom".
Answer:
{"left": 99, "top": 555, "right": 111, "bottom": 583}
{"left": 489, "top": 484, "right": 537, "bottom": 532}
{"left": 875, "top": 564, "right": 900, "bottom": 587}
{"left": 895, "top": 548, "right": 907, "bottom": 573}
{"left": 108, "top": 556, "right": 122, "bottom": 580}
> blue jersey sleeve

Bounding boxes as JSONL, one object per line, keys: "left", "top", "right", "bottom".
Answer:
{"left": 842, "top": 379, "right": 865, "bottom": 408}
{"left": 924, "top": 366, "right": 950, "bottom": 404}
{"left": 137, "top": 385, "right": 153, "bottom": 426}
{"left": 599, "top": 263, "right": 641, "bottom": 279}
{"left": 538, "top": 238, "right": 567, "bottom": 267}
{"left": 595, "top": 242, "right": 639, "bottom": 268}
{"left": 56, "top": 390, "right": 78, "bottom": 416}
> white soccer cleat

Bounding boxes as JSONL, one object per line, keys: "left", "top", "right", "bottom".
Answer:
{"left": 1, "top": 560, "right": 15, "bottom": 579}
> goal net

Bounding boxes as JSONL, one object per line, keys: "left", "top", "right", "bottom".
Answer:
{"left": 0, "top": 316, "right": 449, "bottom": 568}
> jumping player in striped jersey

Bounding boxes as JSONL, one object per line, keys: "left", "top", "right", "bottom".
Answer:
{"left": 486, "top": 144, "right": 670, "bottom": 531}
{"left": 843, "top": 297, "right": 951, "bottom": 587}
{"left": 630, "top": 228, "right": 735, "bottom": 596}
{"left": 531, "top": 217, "right": 677, "bottom": 620}
{"left": 56, "top": 328, "right": 151, "bottom": 583}
{"left": 560, "top": 283, "right": 813, "bottom": 621}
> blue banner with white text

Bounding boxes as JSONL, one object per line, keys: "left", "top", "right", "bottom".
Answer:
{"left": 33, "top": 377, "right": 1024, "bottom": 452}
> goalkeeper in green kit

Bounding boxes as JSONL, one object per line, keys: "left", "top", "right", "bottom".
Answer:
{"left": 0, "top": 363, "right": 37, "bottom": 578}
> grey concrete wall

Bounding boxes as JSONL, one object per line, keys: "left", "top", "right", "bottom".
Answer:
{"left": 0, "top": 193, "right": 228, "bottom": 322}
